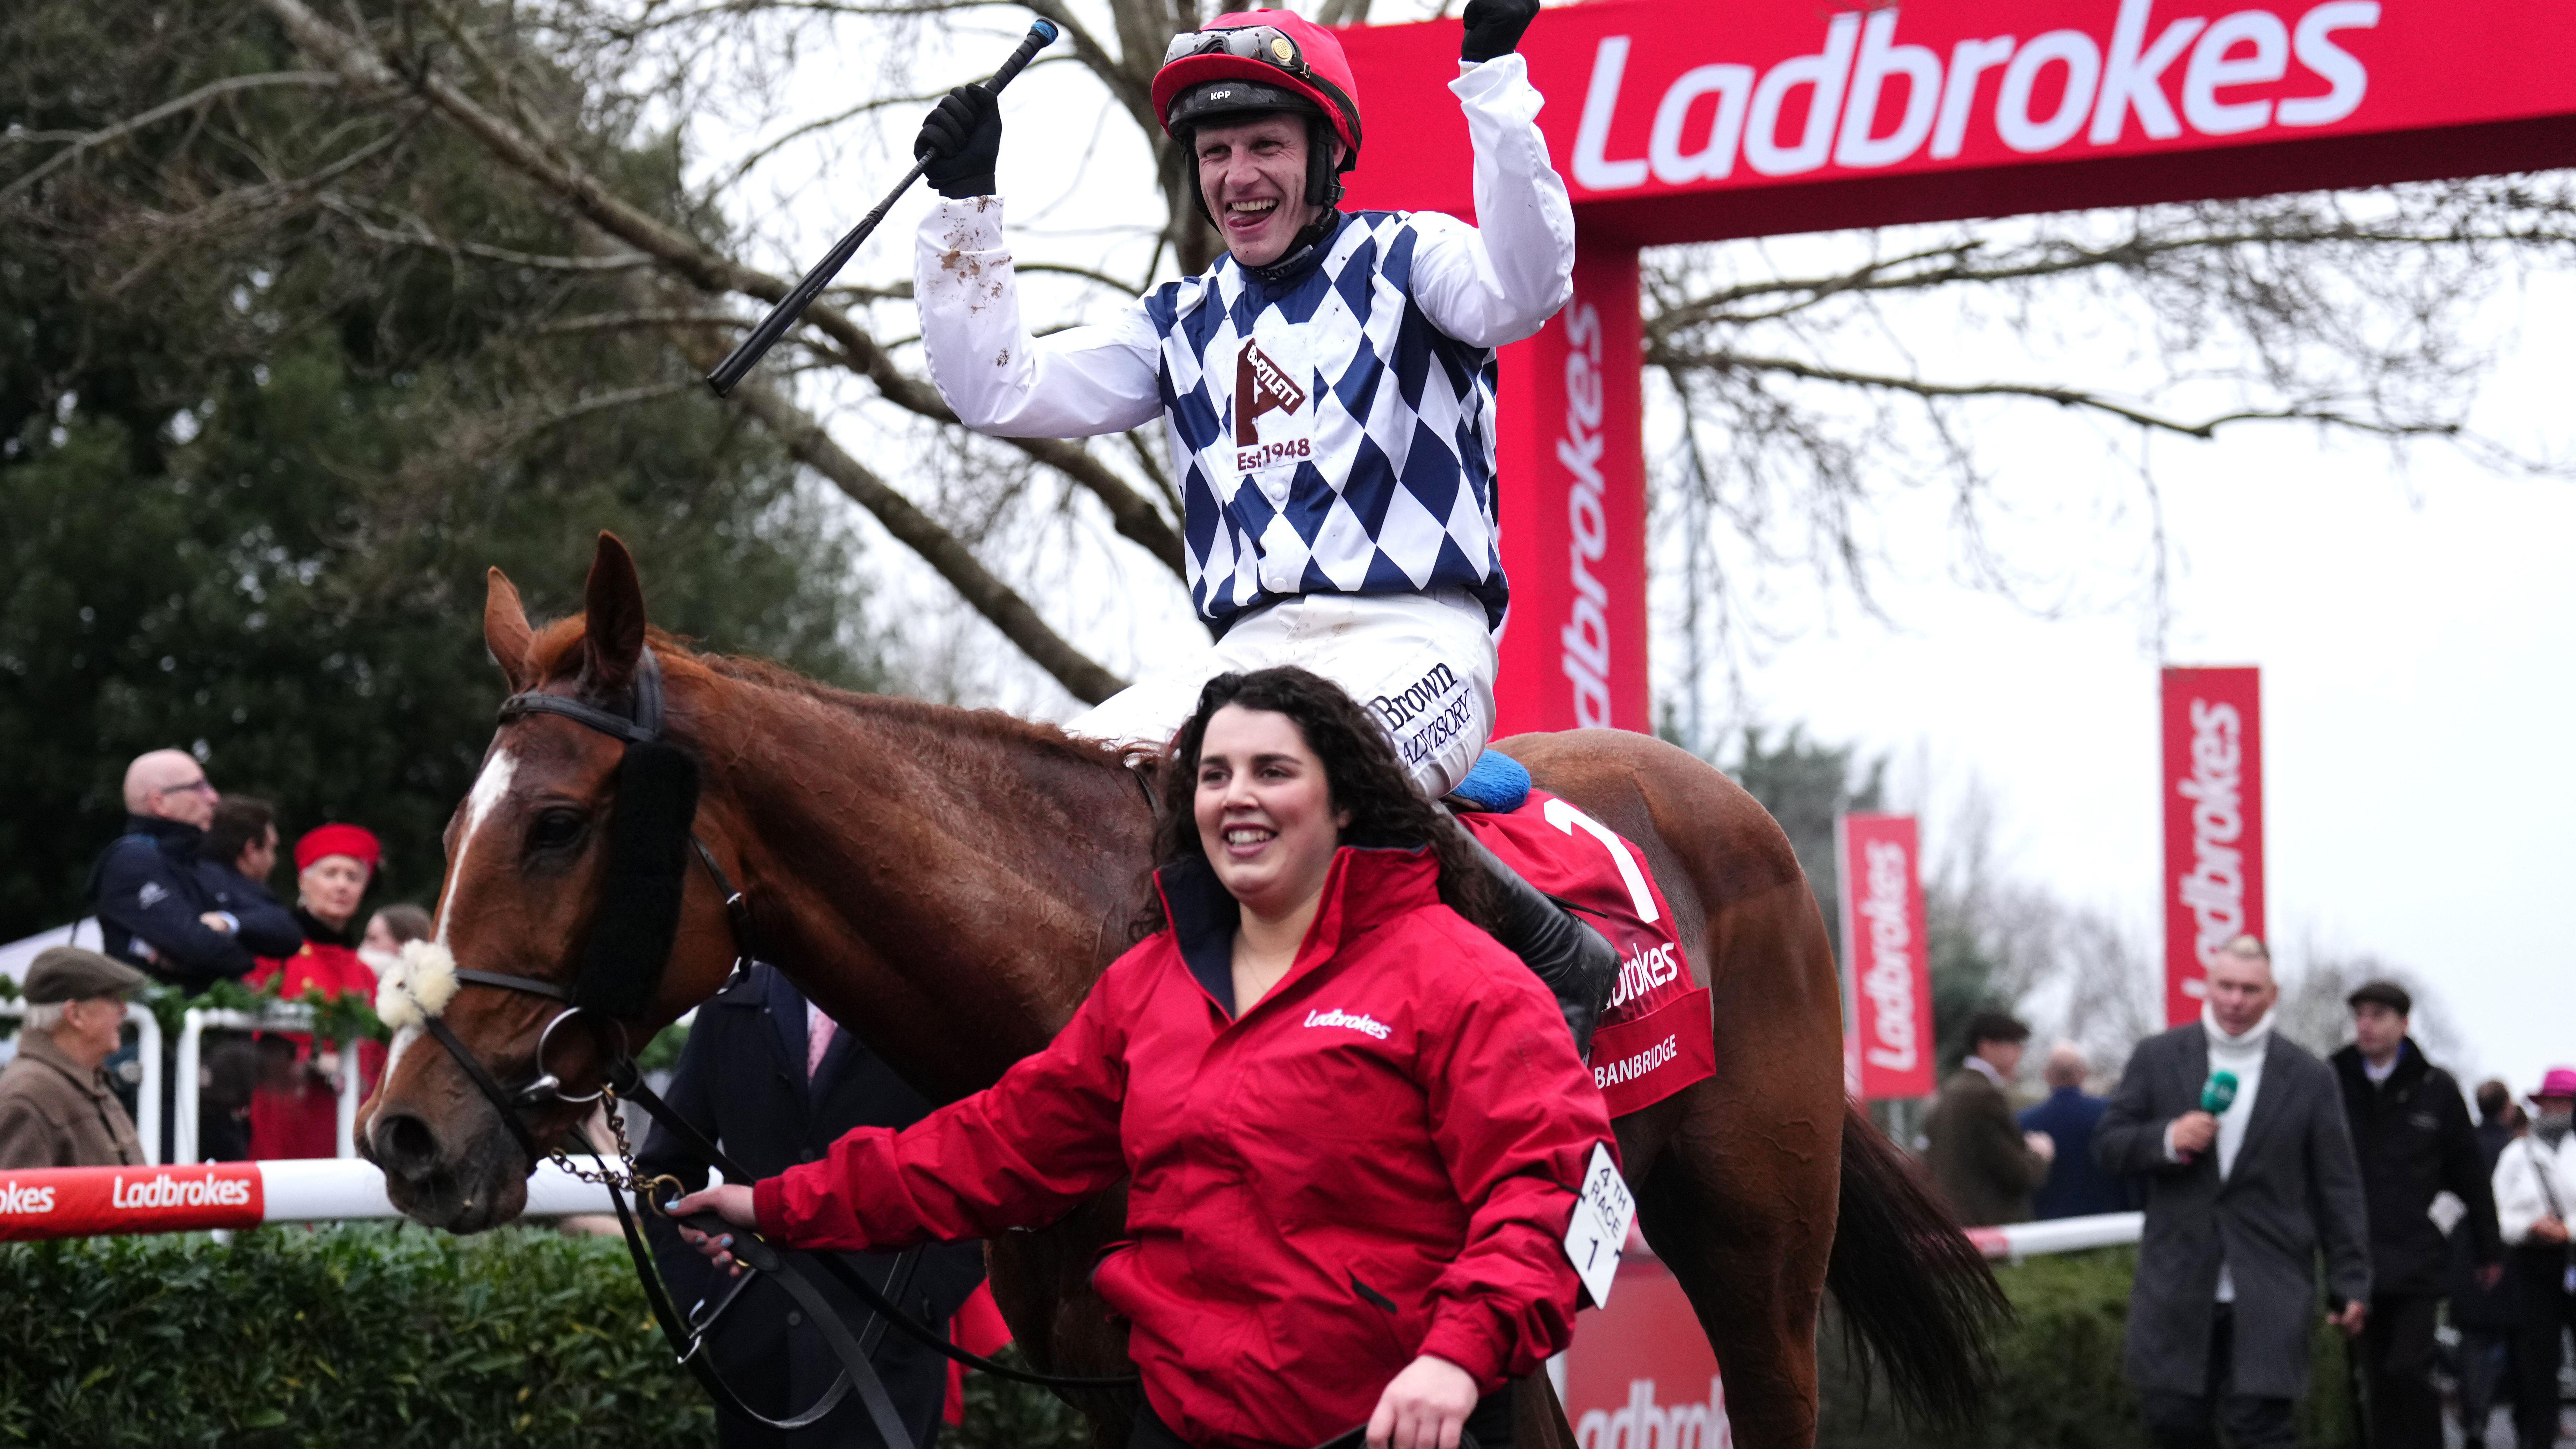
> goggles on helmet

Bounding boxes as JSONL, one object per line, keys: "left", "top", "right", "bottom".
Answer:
{"left": 1162, "top": 23, "right": 1315, "bottom": 79}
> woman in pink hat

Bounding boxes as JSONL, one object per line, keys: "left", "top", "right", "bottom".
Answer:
{"left": 242, "top": 824, "right": 389, "bottom": 1159}
{"left": 2494, "top": 1066, "right": 2576, "bottom": 1449}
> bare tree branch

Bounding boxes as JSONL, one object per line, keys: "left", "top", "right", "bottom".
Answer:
{"left": 0, "top": 71, "right": 342, "bottom": 204}
{"left": 714, "top": 357, "right": 1130, "bottom": 703}
{"left": 1652, "top": 346, "right": 2467, "bottom": 443}
{"left": 253, "top": 0, "right": 1188, "bottom": 580}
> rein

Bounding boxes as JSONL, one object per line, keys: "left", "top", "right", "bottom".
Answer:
{"left": 390, "top": 646, "right": 1137, "bottom": 1432}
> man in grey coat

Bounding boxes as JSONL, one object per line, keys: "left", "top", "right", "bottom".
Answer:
{"left": 2097, "top": 936, "right": 2372, "bottom": 1449}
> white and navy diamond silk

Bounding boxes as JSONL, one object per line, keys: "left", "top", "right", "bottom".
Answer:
{"left": 1146, "top": 211, "right": 1508, "bottom": 633}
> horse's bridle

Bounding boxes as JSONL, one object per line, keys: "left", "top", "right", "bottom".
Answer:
{"left": 402, "top": 645, "right": 1137, "bottom": 1430}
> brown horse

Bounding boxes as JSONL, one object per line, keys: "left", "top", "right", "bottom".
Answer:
{"left": 360, "top": 535, "right": 1999, "bottom": 1448}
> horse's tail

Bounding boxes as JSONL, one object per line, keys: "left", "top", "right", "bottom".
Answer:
{"left": 1825, "top": 1099, "right": 2011, "bottom": 1430}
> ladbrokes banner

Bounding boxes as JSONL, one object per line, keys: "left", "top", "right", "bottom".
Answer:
{"left": 1837, "top": 813, "right": 1933, "bottom": 1100}
{"left": 2161, "top": 666, "right": 2264, "bottom": 1024}
{"left": 1344, "top": 0, "right": 2576, "bottom": 242}
{"left": 0, "top": 1164, "right": 263, "bottom": 1241}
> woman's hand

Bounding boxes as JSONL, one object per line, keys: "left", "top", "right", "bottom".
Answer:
{"left": 667, "top": 1184, "right": 760, "bottom": 1272}
{"left": 1366, "top": 1355, "right": 1479, "bottom": 1449}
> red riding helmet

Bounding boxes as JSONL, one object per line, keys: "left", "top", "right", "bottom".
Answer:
{"left": 1153, "top": 10, "right": 1364, "bottom": 186}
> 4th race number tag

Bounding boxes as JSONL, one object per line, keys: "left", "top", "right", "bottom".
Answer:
{"left": 1562, "top": 1141, "right": 1634, "bottom": 1309}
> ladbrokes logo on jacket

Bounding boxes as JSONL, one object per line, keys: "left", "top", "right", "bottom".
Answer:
{"left": 1302, "top": 1007, "right": 1392, "bottom": 1041}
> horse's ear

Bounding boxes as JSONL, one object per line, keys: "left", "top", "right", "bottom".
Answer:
{"left": 484, "top": 567, "right": 537, "bottom": 693}
{"left": 583, "top": 531, "right": 648, "bottom": 693}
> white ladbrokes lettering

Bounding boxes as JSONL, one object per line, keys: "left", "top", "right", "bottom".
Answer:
{"left": 2177, "top": 698, "right": 2247, "bottom": 980}
{"left": 1609, "top": 940, "right": 1681, "bottom": 1011}
{"left": 1557, "top": 299, "right": 1617, "bottom": 729}
{"left": 109, "top": 1173, "right": 253, "bottom": 1210}
{"left": 1574, "top": 1376, "right": 1732, "bottom": 1449}
{"left": 1858, "top": 838, "right": 1919, "bottom": 1073}
{"left": 0, "top": 1181, "right": 57, "bottom": 1215}
{"left": 1303, "top": 1008, "right": 1392, "bottom": 1041}
{"left": 1571, "top": 0, "right": 2382, "bottom": 192}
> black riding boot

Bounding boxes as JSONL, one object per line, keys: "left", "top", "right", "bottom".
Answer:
{"left": 1450, "top": 822, "right": 1620, "bottom": 1057}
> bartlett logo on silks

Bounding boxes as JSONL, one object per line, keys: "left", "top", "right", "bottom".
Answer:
{"left": 0, "top": 1165, "right": 263, "bottom": 1241}
{"left": 1458, "top": 789, "right": 1716, "bottom": 1116}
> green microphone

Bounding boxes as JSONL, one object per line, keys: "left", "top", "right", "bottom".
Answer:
{"left": 2200, "top": 1071, "right": 2239, "bottom": 1114}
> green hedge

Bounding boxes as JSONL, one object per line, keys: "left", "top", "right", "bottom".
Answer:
{"left": 1819, "top": 1246, "right": 2356, "bottom": 1449}
{"left": 0, "top": 1229, "right": 2358, "bottom": 1448}
{"left": 0, "top": 1221, "right": 1102, "bottom": 1449}
{"left": 0, "top": 1223, "right": 712, "bottom": 1447}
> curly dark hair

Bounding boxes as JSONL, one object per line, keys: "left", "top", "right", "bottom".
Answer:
{"left": 1134, "top": 666, "right": 1499, "bottom": 937}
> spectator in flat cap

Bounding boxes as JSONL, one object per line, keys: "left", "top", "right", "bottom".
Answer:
{"left": 2330, "top": 979, "right": 2501, "bottom": 1449}
{"left": 1926, "top": 1009, "right": 2055, "bottom": 1226}
{"left": 0, "top": 947, "right": 149, "bottom": 1169}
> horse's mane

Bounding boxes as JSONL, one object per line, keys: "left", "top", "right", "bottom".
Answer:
{"left": 521, "top": 617, "right": 1138, "bottom": 778}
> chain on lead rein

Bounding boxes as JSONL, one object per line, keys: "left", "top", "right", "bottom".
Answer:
{"left": 551, "top": 1081, "right": 685, "bottom": 1210}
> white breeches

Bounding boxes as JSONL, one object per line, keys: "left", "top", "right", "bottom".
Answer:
{"left": 1068, "top": 589, "right": 1498, "bottom": 798}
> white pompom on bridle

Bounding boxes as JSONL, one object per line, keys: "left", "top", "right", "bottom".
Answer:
{"left": 377, "top": 939, "right": 462, "bottom": 1031}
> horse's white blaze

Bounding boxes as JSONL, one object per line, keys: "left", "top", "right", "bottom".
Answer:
{"left": 435, "top": 748, "right": 518, "bottom": 944}
{"left": 383, "top": 1023, "right": 422, "bottom": 1084}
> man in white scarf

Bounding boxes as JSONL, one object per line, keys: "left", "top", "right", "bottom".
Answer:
{"left": 2097, "top": 936, "right": 2371, "bottom": 1449}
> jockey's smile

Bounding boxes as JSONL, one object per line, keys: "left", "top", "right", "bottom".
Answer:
{"left": 1195, "top": 114, "right": 1341, "bottom": 267}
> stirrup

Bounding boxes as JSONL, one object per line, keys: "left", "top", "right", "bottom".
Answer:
{"left": 1450, "top": 824, "right": 1619, "bottom": 1058}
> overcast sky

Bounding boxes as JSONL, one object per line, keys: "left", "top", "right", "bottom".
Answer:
{"left": 1717, "top": 270, "right": 2576, "bottom": 1094}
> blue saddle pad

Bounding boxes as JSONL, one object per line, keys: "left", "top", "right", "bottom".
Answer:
{"left": 1448, "top": 750, "right": 1531, "bottom": 813}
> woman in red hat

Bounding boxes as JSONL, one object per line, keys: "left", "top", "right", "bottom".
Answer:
{"left": 243, "top": 823, "right": 388, "bottom": 1159}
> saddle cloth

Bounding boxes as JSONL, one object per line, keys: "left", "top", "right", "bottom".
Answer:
{"left": 1457, "top": 788, "right": 1717, "bottom": 1116}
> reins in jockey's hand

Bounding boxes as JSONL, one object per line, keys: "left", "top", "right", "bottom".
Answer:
{"left": 384, "top": 643, "right": 1139, "bottom": 1416}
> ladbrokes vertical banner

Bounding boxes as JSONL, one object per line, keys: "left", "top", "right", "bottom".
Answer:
{"left": 1836, "top": 813, "right": 1932, "bottom": 1100}
{"left": 2161, "top": 667, "right": 2264, "bottom": 1026}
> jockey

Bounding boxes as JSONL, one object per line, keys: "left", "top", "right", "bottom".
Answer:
{"left": 909, "top": 3, "right": 1618, "bottom": 1049}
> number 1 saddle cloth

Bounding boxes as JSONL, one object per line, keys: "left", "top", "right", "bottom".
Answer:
{"left": 1454, "top": 769, "right": 1717, "bottom": 1117}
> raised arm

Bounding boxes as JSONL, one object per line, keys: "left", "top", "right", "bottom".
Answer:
{"left": 1406, "top": 53, "right": 1577, "bottom": 349}
{"left": 913, "top": 199, "right": 1163, "bottom": 440}
{"left": 753, "top": 957, "right": 1136, "bottom": 1250}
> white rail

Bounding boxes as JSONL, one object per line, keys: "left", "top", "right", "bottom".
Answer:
{"left": 1964, "top": 1210, "right": 2145, "bottom": 1261}
{"left": 0, "top": 1159, "right": 615, "bottom": 1242}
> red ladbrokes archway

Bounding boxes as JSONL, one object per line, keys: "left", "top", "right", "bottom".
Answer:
{"left": 1337, "top": 0, "right": 2576, "bottom": 734}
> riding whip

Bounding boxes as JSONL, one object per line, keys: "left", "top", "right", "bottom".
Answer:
{"left": 704, "top": 17, "right": 1060, "bottom": 397}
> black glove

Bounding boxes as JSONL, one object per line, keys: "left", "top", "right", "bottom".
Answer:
{"left": 1459, "top": 0, "right": 1539, "bottom": 63}
{"left": 914, "top": 83, "right": 1001, "bottom": 199}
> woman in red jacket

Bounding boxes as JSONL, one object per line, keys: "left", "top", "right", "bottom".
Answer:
{"left": 676, "top": 667, "right": 1615, "bottom": 1449}
{"left": 244, "top": 823, "right": 388, "bottom": 1158}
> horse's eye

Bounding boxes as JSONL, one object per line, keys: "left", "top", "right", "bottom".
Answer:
{"left": 529, "top": 808, "right": 587, "bottom": 850}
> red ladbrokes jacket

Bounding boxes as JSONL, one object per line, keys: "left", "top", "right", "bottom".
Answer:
{"left": 755, "top": 845, "right": 1615, "bottom": 1449}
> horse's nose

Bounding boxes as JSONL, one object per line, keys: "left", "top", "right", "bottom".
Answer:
{"left": 372, "top": 1110, "right": 445, "bottom": 1182}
